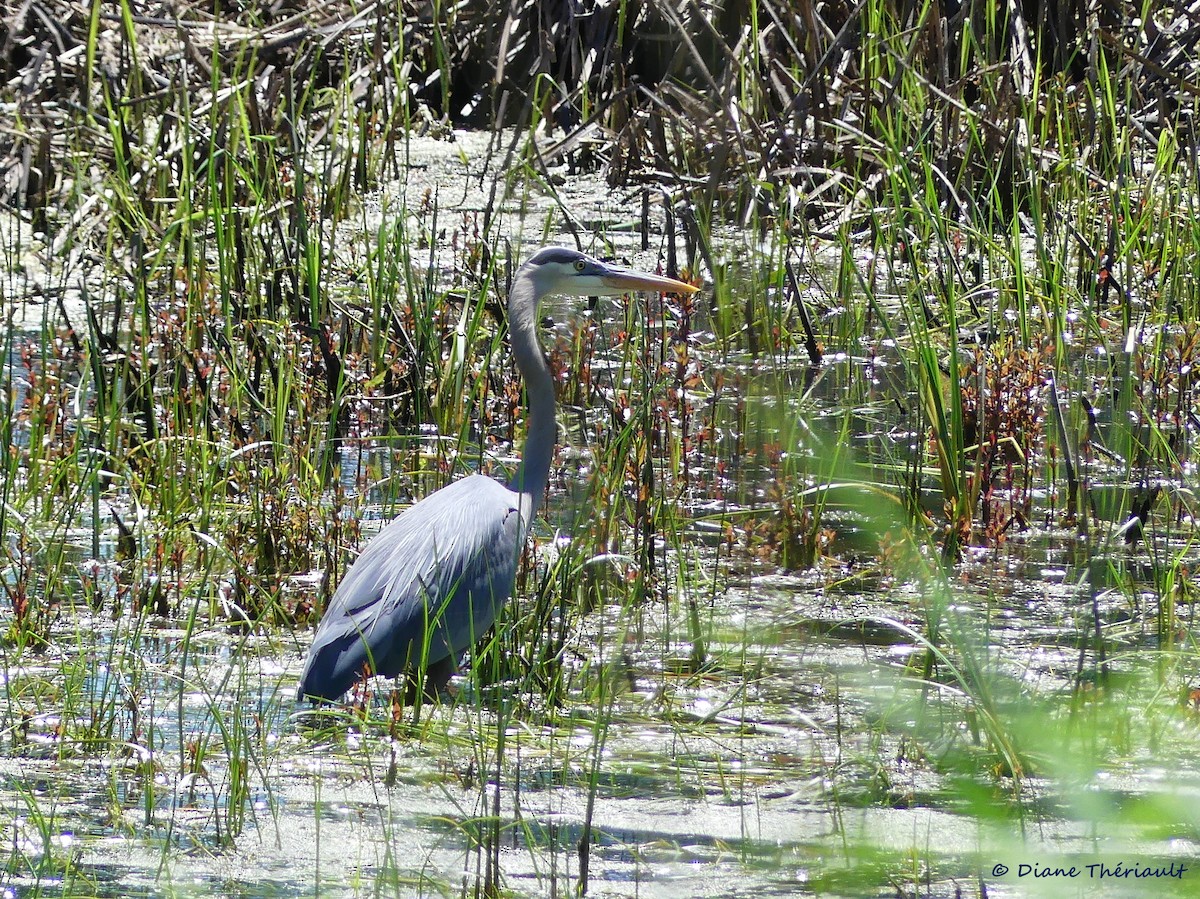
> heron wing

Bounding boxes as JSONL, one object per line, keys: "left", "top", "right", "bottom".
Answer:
{"left": 298, "top": 475, "right": 525, "bottom": 700}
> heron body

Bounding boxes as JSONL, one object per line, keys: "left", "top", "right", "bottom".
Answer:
{"left": 297, "top": 247, "right": 697, "bottom": 702}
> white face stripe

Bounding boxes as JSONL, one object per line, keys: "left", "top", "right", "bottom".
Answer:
{"left": 529, "top": 247, "right": 592, "bottom": 267}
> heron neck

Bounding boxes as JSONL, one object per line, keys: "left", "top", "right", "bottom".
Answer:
{"left": 506, "top": 274, "right": 555, "bottom": 519}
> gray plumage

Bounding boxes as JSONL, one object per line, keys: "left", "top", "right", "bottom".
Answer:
{"left": 297, "top": 247, "right": 697, "bottom": 702}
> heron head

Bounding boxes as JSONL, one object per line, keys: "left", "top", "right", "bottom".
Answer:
{"left": 524, "top": 247, "right": 698, "bottom": 298}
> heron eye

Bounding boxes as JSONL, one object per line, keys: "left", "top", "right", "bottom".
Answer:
{"left": 574, "top": 260, "right": 586, "bottom": 272}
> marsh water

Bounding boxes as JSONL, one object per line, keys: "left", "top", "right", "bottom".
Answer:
{"left": 3, "top": 131, "right": 1199, "bottom": 898}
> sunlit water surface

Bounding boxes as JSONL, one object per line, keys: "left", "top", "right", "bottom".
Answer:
{"left": 3, "top": 132, "right": 1199, "bottom": 898}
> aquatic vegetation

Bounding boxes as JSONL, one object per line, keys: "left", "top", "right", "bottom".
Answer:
{"left": 4, "top": 1, "right": 1200, "bottom": 897}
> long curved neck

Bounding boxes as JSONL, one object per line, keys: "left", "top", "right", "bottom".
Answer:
{"left": 506, "top": 270, "right": 555, "bottom": 519}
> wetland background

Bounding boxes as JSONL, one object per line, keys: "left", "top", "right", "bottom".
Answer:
{"left": 4, "top": 0, "right": 1200, "bottom": 896}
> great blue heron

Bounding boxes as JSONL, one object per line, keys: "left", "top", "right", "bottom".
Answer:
{"left": 298, "top": 246, "right": 699, "bottom": 702}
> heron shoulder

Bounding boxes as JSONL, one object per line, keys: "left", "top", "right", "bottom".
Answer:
{"left": 327, "top": 474, "right": 522, "bottom": 613}
{"left": 356, "top": 474, "right": 517, "bottom": 555}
